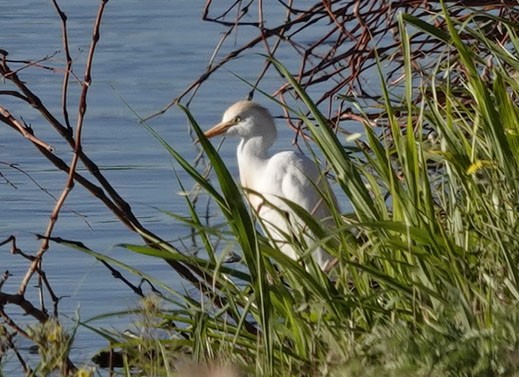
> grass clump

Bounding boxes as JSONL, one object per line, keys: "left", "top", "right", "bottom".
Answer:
{"left": 26, "top": 318, "right": 75, "bottom": 376}
{"left": 334, "top": 304, "right": 519, "bottom": 377}
{"left": 83, "top": 6, "right": 519, "bottom": 377}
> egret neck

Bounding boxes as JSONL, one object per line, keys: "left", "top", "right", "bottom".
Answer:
{"left": 204, "top": 100, "right": 335, "bottom": 271}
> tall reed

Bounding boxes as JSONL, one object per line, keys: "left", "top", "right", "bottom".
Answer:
{"left": 86, "top": 6, "right": 519, "bottom": 377}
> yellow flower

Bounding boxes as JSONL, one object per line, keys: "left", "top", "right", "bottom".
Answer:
{"left": 46, "top": 322, "right": 62, "bottom": 343}
{"left": 466, "top": 160, "right": 494, "bottom": 175}
{"left": 76, "top": 367, "right": 93, "bottom": 377}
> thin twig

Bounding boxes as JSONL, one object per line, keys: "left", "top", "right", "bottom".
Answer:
{"left": 0, "top": 107, "right": 55, "bottom": 152}
{"left": 18, "top": 0, "right": 109, "bottom": 297}
{"left": 51, "top": 0, "right": 73, "bottom": 130}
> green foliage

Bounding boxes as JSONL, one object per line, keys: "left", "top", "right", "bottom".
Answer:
{"left": 27, "top": 319, "right": 75, "bottom": 376}
{"left": 79, "top": 6, "right": 519, "bottom": 377}
{"left": 333, "top": 305, "right": 519, "bottom": 377}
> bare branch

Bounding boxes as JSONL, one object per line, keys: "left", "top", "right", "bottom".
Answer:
{"left": 0, "top": 107, "right": 55, "bottom": 152}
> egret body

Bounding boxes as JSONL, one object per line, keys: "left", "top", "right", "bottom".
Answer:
{"left": 204, "top": 100, "right": 335, "bottom": 270}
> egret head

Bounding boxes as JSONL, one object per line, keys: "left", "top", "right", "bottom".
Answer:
{"left": 205, "top": 101, "right": 277, "bottom": 144}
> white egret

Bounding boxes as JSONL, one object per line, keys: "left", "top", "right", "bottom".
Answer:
{"left": 204, "top": 100, "right": 336, "bottom": 270}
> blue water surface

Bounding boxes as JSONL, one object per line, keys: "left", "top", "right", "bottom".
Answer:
{"left": 0, "top": 1, "right": 358, "bottom": 372}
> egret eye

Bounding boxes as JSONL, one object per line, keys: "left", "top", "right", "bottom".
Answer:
{"left": 233, "top": 116, "right": 241, "bottom": 123}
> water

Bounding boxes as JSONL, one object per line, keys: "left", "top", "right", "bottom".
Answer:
{"left": 0, "top": 1, "right": 360, "bottom": 372}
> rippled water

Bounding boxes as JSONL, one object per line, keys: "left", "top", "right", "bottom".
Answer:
{"left": 1, "top": 1, "right": 351, "bottom": 371}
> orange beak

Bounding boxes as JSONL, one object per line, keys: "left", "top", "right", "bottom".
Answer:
{"left": 204, "top": 120, "right": 235, "bottom": 138}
